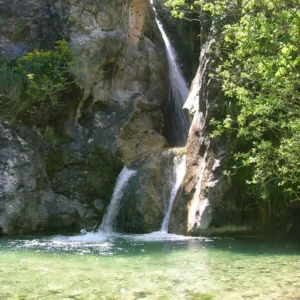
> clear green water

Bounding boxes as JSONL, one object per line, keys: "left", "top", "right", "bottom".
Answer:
{"left": 0, "top": 232, "right": 300, "bottom": 300}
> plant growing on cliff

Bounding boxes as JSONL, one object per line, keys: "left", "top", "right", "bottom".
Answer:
{"left": 166, "top": 0, "right": 300, "bottom": 206}
{"left": 0, "top": 40, "right": 74, "bottom": 118}
{"left": 0, "top": 64, "right": 24, "bottom": 109}
{"left": 213, "top": 0, "right": 300, "bottom": 202}
{"left": 16, "top": 40, "right": 74, "bottom": 105}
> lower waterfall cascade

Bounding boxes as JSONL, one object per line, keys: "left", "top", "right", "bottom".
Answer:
{"left": 99, "top": 167, "right": 137, "bottom": 233}
{"left": 160, "top": 155, "right": 187, "bottom": 233}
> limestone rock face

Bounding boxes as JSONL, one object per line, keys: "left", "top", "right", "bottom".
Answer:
{"left": 0, "top": 122, "right": 99, "bottom": 235}
{"left": 117, "top": 94, "right": 168, "bottom": 166}
{"left": 68, "top": 0, "right": 168, "bottom": 120}
{"left": 0, "top": 0, "right": 69, "bottom": 59}
{"left": 169, "top": 41, "right": 253, "bottom": 236}
{"left": 0, "top": 0, "right": 168, "bottom": 109}
{"left": 0, "top": 0, "right": 170, "bottom": 235}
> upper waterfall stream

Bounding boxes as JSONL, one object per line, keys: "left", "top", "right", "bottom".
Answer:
{"left": 150, "top": 0, "right": 190, "bottom": 146}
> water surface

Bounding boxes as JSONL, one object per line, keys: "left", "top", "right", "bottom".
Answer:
{"left": 0, "top": 233, "right": 299, "bottom": 300}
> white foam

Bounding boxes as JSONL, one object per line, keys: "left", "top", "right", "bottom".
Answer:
{"left": 122, "top": 232, "right": 208, "bottom": 242}
{"left": 52, "top": 231, "right": 121, "bottom": 244}
{"left": 100, "top": 167, "right": 136, "bottom": 233}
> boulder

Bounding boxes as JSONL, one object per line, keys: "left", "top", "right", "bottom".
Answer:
{"left": 117, "top": 94, "right": 168, "bottom": 166}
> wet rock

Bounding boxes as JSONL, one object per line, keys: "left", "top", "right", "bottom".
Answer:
{"left": 0, "top": 122, "right": 87, "bottom": 235}
{"left": 61, "top": 142, "right": 85, "bottom": 166}
{"left": 153, "top": 0, "right": 200, "bottom": 82}
{"left": 117, "top": 149, "right": 184, "bottom": 233}
{"left": 94, "top": 199, "right": 104, "bottom": 212}
{"left": 0, "top": 0, "right": 69, "bottom": 55}
{"left": 117, "top": 94, "right": 168, "bottom": 166}
{"left": 0, "top": 36, "right": 31, "bottom": 60}
{"left": 96, "top": 12, "right": 114, "bottom": 31}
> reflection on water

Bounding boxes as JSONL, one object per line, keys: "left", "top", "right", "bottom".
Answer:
{"left": 0, "top": 233, "right": 300, "bottom": 299}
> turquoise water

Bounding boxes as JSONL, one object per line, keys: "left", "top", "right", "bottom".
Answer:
{"left": 0, "top": 232, "right": 300, "bottom": 300}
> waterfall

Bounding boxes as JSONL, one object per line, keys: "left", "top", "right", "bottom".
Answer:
{"left": 160, "top": 155, "right": 186, "bottom": 233}
{"left": 52, "top": 166, "right": 136, "bottom": 243}
{"left": 150, "top": 0, "right": 190, "bottom": 147}
{"left": 99, "top": 166, "right": 136, "bottom": 233}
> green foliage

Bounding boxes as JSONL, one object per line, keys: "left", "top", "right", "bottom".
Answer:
{"left": 214, "top": 0, "right": 300, "bottom": 201}
{"left": 166, "top": 0, "right": 300, "bottom": 217}
{"left": 165, "top": 0, "right": 192, "bottom": 18}
{"left": 0, "top": 41, "right": 73, "bottom": 119}
{"left": 0, "top": 56, "right": 7, "bottom": 65}
{"left": 16, "top": 40, "right": 73, "bottom": 104}
{"left": 0, "top": 64, "right": 24, "bottom": 115}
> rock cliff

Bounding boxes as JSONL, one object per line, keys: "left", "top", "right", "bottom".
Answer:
{"left": 0, "top": 0, "right": 257, "bottom": 237}
{"left": 0, "top": 0, "right": 171, "bottom": 235}
{"left": 169, "top": 37, "right": 254, "bottom": 236}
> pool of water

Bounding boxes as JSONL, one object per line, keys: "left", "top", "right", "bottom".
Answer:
{"left": 0, "top": 232, "right": 300, "bottom": 300}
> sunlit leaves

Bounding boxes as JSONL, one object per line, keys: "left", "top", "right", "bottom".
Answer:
{"left": 216, "top": 0, "right": 300, "bottom": 199}
{"left": 166, "top": 0, "right": 300, "bottom": 201}
{"left": 16, "top": 40, "right": 73, "bottom": 104}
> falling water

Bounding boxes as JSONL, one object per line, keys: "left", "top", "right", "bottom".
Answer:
{"left": 160, "top": 155, "right": 186, "bottom": 233}
{"left": 99, "top": 166, "right": 136, "bottom": 233}
{"left": 150, "top": 0, "right": 190, "bottom": 146}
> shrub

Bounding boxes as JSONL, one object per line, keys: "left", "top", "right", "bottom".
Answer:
{"left": 0, "top": 40, "right": 74, "bottom": 119}
{"left": 166, "top": 0, "right": 300, "bottom": 226}
{"left": 16, "top": 40, "right": 74, "bottom": 105}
